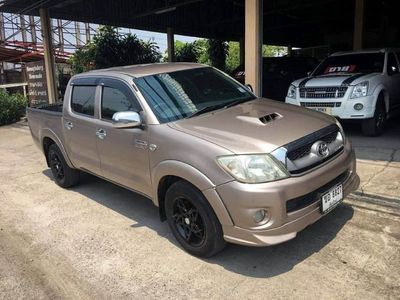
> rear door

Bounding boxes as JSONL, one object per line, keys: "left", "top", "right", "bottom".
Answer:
{"left": 63, "top": 78, "right": 101, "bottom": 175}
{"left": 95, "top": 78, "right": 152, "bottom": 196}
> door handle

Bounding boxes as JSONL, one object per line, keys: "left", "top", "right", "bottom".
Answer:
{"left": 64, "top": 121, "right": 73, "bottom": 130}
{"left": 96, "top": 128, "right": 107, "bottom": 140}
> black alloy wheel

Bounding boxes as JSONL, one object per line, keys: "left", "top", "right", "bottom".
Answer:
{"left": 172, "top": 197, "right": 206, "bottom": 247}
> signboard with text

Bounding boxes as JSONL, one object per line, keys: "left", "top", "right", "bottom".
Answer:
{"left": 26, "top": 61, "right": 48, "bottom": 106}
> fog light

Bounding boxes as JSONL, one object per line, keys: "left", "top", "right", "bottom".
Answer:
{"left": 253, "top": 209, "right": 268, "bottom": 224}
{"left": 354, "top": 103, "right": 364, "bottom": 111}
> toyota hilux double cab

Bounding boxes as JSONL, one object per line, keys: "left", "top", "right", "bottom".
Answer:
{"left": 285, "top": 49, "right": 400, "bottom": 136}
{"left": 27, "top": 63, "right": 359, "bottom": 257}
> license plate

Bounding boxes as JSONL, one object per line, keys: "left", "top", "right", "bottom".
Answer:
{"left": 307, "top": 107, "right": 332, "bottom": 115}
{"left": 321, "top": 184, "right": 343, "bottom": 213}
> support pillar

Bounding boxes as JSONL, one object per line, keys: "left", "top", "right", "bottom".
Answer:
{"left": 245, "top": 0, "right": 263, "bottom": 96}
{"left": 40, "top": 8, "right": 58, "bottom": 103}
{"left": 353, "top": 0, "right": 365, "bottom": 50}
{"left": 239, "top": 37, "right": 245, "bottom": 65}
{"left": 167, "top": 27, "right": 175, "bottom": 62}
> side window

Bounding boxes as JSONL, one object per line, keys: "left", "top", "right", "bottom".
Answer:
{"left": 101, "top": 81, "right": 141, "bottom": 120}
{"left": 71, "top": 85, "right": 96, "bottom": 116}
{"left": 387, "top": 53, "right": 399, "bottom": 75}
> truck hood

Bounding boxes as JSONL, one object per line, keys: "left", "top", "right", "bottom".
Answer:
{"left": 169, "top": 99, "right": 336, "bottom": 154}
{"left": 293, "top": 73, "right": 378, "bottom": 87}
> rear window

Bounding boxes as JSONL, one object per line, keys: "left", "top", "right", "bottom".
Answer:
{"left": 71, "top": 85, "right": 96, "bottom": 116}
{"left": 313, "top": 53, "right": 385, "bottom": 76}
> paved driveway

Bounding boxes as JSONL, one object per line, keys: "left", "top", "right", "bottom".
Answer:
{"left": 0, "top": 123, "right": 399, "bottom": 299}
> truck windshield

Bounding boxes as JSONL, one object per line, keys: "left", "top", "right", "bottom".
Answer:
{"left": 133, "top": 67, "right": 256, "bottom": 123}
{"left": 313, "top": 53, "right": 385, "bottom": 76}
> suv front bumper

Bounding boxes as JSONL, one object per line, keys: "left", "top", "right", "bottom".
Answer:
{"left": 214, "top": 140, "right": 359, "bottom": 246}
{"left": 286, "top": 95, "right": 376, "bottom": 119}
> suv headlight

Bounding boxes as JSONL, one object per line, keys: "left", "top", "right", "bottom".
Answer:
{"left": 287, "top": 84, "right": 297, "bottom": 99}
{"left": 217, "top": 154, "right": 289, "bottom": 183}
{"left": 351, "top": 81, "right": 369, "bottom": 98}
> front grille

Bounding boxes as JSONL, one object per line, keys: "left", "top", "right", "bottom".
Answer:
{"left": 286, "top": 170, "right": 349, "bottom": 213}
{"left": 287, "top": 126, "right": 340, "bottom": 161}
{"left": 300, "top": 102, "right": 341, "bottom": 108}
{"left": 299, "top": 86, "right": 348, "bottom": 99}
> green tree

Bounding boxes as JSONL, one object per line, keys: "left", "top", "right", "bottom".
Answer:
{"left": 69, "top": 26, "right": 161, "bottom": 74}
{"left": 263, "top": 45, "right": 287, "bottom": 57}
{"left": 208, "top": 39, "right": 229, "bottom": 71}
{"left": 164, "top": 40, "right": 200, "bottom": 62}
{"left": 226, "top": 41, "right": 240, "bottom": 73}
{"left": 196, "top": 39, "right": 210, "bottom": 64}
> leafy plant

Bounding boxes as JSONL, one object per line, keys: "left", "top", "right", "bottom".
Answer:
{"left": 0, "top": 89, "right": 27, "bottom": 125}
{"left": 69, "top": 26, "right": 162, "bottom": 74}
{"left": 208, "top": 39, "right": 229, "bottom": 71}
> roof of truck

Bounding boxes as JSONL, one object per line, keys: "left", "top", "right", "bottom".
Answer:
{"left": 85, "top": 62, "right": 206, "bottom": 78}
{"left": 332, "top": 48, "right": 400, "bottom": 56}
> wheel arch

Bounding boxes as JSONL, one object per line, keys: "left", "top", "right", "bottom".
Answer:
{"left": 152, "top": 160, "right": 233, "bottom": 226}
{"left": 40, "top": 129, "right": 74, "bottom": 168}
{"left": 372, "top": 85, "right": 389, "bottom": 113}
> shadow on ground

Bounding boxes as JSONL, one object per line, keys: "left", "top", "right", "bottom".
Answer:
{"left": 341, "top": 116, "right": 400, "bottom": 162}
{"left": 43, "top": 169, "right": 354, "bottom": 278}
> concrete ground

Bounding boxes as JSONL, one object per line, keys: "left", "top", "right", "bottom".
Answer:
{"left": 0, "top": 122, "right": 399, "bottom": 300}
{"left": 344, "top": 118, "right": 400, "bottom": 202}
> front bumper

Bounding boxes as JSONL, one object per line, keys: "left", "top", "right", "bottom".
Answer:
{"left": 215, "top": 140, "right": 359, "bottom": 247}
{"left": 285, "top": 94, "right": 376, "bottom": 119}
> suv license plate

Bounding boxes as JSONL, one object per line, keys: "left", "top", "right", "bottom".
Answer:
{"left": 321, "top": 184, "right": 343, "bottom": 213}
{"left": 308, "top": 107, "right": 332, "bottom": 115}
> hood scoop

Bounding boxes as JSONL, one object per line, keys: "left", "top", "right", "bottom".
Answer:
{"left": 259, "top": 112, "right": 282, "bottom": 124}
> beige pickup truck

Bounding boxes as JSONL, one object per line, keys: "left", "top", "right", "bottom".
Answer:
{"left": 27, "top": 63, "right": 359, "bottom": 257}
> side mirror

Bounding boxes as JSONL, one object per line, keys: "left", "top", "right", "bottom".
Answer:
{"left": 307, "top": 71, "right": 312, "bottom": 77}
{"left": 112, "top": 111, "right": 142, "bottom": 129}
{"left": 245, "top": 84, "right": 253, "bottom": 92}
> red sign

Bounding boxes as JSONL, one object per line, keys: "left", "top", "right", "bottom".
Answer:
{"left": 324, "top": 65, "right": 356, "bottom": 74}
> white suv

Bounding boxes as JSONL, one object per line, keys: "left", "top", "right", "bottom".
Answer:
{"left": 286, "top": 49, "right": 400, "bottom": 136}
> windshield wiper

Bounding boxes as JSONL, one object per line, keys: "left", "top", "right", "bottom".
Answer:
{"left": 186, "top": 103, "right": 227, "bottom": 119}
{"left": 224, "top": 97, "right": 254, "bottom": 108}
{"left": 186, "top": 97, "right": 255, "bottom": 119}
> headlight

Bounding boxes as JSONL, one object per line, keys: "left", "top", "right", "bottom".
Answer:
{"left": 287, "top": 84, "right": 297, "bottom": 99}
{"left": 351, "top": 81, "right": 369, "bottom": 98}
{"left": 217, "top": 154, "right": 289, "bottom": 183}
{"left": 336, "top": 120, "right": 346, "bottom": 143}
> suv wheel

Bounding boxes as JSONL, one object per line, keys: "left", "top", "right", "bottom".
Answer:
{"left": 361, "top": 98, "right": 386, "bottom": 136}
{"left": 165, "top": 181, "right": 226, "bottom": 257}
{"left": 48, "top": 144, "right": 80, "bottom": 188}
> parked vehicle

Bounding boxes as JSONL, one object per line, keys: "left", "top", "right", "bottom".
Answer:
{"left": 27, "top": 63, "right": 359, "bottom": 257}
{"left": 233, "top": 56, "right": 318, "bottom": 101}
{"left": 285, "top": 48, "right": 400, "bottom": 136}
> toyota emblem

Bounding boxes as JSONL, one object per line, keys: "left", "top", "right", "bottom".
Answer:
{"left": 312, "top": 141, "right": 330, "bottom": 158}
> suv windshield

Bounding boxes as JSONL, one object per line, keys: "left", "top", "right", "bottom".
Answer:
{"left": 134, "top": 67, "right": 255, "bottom": 123}
{"left": 313, "top": 53, "right": 385, "bottom": 76}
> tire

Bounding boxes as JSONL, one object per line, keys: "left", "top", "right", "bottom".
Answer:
{"left": 165, "top": 181, "right": 226, "bottom": 257}
{"left": 361, "top": 98, "right": 386, "bottom": 137}
{"left": 47, "top": 144, "right": 80, "bottom": 188}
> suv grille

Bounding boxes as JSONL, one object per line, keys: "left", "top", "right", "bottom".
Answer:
{"left": 287, "top": 128, "right": 339, "bottom": 161}
{"left": 300, "top": 102, "right": 341, "bottom": 108}
{"left": 299, "top": 86, "right": 348, "bottom": 99}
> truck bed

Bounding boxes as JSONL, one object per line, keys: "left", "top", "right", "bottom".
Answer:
{"left": 31, "top": 102, "right": 64, "bottom": 113}
{"left": 27, "top": 102, "right": 64, "bottom": 152}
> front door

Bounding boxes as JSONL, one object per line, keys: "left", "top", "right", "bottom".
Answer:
{"left": 95, "top": 78, "right": 152, "bottom": 197}
{"left": 63, "top": 83, "right": 101, "bottom": 175}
